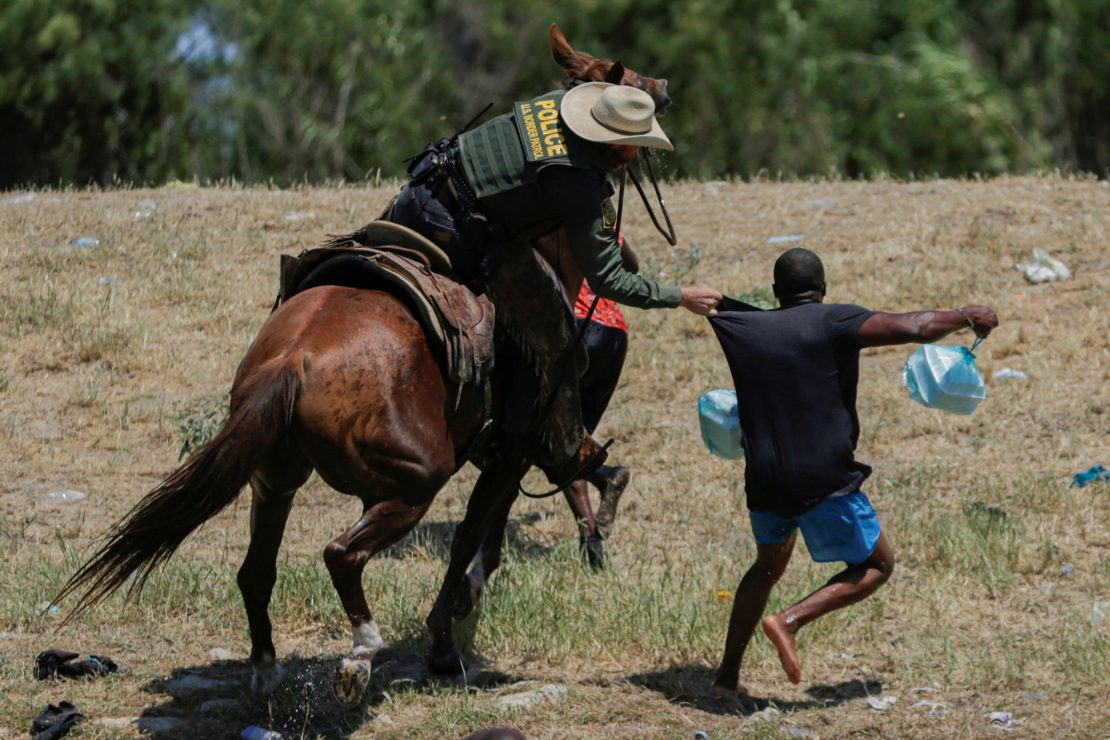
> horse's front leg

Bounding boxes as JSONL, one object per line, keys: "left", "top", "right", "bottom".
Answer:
{"left": 453, "top": 484, "right": 519, "bottom": 619}
{"left": 426, "top": 461, "right": 524, "bottom": 673}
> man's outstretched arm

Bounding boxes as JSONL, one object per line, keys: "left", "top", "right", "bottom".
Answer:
{"left": 856, "top": 305, "right": 998, "bottom": 348}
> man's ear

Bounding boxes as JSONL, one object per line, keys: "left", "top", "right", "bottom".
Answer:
{"left": 549, "top": 23, "right": 577, "bottom": 69}
{"left": 605, "top": 61, "right": 626, "bottom": 84}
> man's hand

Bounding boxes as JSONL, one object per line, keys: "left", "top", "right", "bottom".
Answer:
{"left": 858, "top": 304, "right": 1000, "bottom": 347}
{"left": 959, "top": 305, "right": 999, "bottom": 338}
{"left": 681, "top": 286, "right": 723, "bottom": 317}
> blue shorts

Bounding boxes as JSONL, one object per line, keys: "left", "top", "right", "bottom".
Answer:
{"left": 750, "top": 492, "right": 881, "bottom": 564}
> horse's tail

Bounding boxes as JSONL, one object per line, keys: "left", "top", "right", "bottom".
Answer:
{"left": 54, "top": 361, "right": 300, "bottom": 623}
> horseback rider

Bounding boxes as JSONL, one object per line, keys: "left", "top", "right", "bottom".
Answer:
{"left": 386, "top": 82, "right": 722, "bottom": 485}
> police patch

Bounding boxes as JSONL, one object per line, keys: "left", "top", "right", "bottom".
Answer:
{"left": 514, "top": 93, "right": 569, "bottom": 162}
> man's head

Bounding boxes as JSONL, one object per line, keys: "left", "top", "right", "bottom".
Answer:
{"left": 773, "top": 248, "right": 826, "bottom": 305}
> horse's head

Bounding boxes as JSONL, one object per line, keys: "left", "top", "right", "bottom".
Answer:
{"left": 549, "top": 23, "right": 671, "bottom": 115}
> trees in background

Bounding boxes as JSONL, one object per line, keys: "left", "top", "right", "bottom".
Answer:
{"left": 1, "top": 0, "right": 1106, "bottom": 187}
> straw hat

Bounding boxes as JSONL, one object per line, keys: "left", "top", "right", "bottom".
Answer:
{"left": 561, "top": 82, "right": 673, "bottom": 150}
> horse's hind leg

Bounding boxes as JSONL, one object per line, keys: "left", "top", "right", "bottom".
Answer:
{"left": 238, "top": 455, "right": 311, "bottom": 696}
{"left": 324, "top": 496, "right": 433, "bottom": 702}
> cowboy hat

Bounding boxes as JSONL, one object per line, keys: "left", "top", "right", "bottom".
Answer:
{"left": 561, "top": 82, "right": 672, "bottom": 150}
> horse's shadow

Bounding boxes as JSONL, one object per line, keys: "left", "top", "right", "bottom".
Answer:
{"left": 626, "top": 663, "right": 882, "bottom": 717}
{"left": 383, "top": 511, "right": 552, "bottom": 561}
{"left": 132, "top": 639, "right": 515, "bottom": 738}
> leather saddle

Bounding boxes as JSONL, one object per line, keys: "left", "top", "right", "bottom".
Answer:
{"left": 274, "top": 221, "right": 495, "bottom": 399}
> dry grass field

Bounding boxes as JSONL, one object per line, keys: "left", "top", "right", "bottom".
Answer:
{"left": 0, "top": 177, "right": 1107, "bottom": 739}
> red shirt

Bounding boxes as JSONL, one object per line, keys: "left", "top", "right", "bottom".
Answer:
{"left": 575, "top": 281, "right": 628, "bottom": 332}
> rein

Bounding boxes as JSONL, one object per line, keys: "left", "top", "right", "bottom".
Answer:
{"left": 517, "top": 151, "right": 676, "bottom": 499}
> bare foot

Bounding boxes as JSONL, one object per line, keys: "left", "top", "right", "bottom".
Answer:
{"left": 762, "top": 614, "right": 802, "bottom": 684}
{"left": 710, "top": 683, "right": 749, "bottom": 699}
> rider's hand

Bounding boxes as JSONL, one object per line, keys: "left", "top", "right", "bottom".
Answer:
{"left": 681, "top": 286, "right": 723, "bottom": 317}
{"left": 960, "top": 305, "right": 999, "bottom": 338}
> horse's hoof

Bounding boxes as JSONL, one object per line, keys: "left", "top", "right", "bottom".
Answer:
{"left": 581, "top": 534, "right": 606, "bottom": 572}
{"left": 333, "top": 657, "right": 372, "bottom": 704}
{"left": 451, "top": 573, "right": 484, "bottom": 620}
{"left": 250, "top": 661, "right": 287, "bottom": 697}
{"left": 426, "top": 647, "right": 466, "bottom": 676}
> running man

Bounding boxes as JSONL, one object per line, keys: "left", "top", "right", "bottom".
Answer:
{"left": 707, "top": 247, "right": 997, "bottom": 694}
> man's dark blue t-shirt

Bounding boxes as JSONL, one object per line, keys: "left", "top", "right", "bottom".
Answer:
{"left": 709, "top": 301, "right": 874, "bottom": 516}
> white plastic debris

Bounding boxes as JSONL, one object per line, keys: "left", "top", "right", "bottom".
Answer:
{"left": 912, "top": 700, "right": 948, "bottom": 717}
{"left": 284, "top": 211, "right": 315, "bottom": 222}
{"left": 72, "top": 237, "right": 100, "bottom": 249}
{"left": 993, "top": 368, "right": 1028, "bottom": 380}
{"left": 779, "top": 726, "right": 816, "bottom": 738}
{"left": 989, "top": 711, "right": 1024, "bottom": 730}
{"left": 36, "top": 603, "right": 61, "bottom": 617}
{"left": 1060, "top": 563, "right": 1075, "bottom": 576}
{"left": 1091, "top": 601, "right": 1108, "bottom": 626}
{"left": 4, "top": 192, "right": 37, "bottom": 205}
{"left": 46, "top": 490, "right": 87, "bottom": 504}
{"left": 867, "top": 695, "right": 898, "bottom": 711}
{"left": 134, "top": 199, "right": 157, "bottom": 219}
{"left": 98, "top": 275, "right": 120, "bottom": 286}
{"left": 1015, "top": 247, "right": 1070, "bottom": 283}
{"left": 768, "top": 235, "right": 805, "bottom": 244}
{"left": 797, "top": 198, "right": 837, "bottom": 210}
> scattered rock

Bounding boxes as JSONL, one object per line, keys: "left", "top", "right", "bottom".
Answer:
{"left": 780, "top": 725, "right": 817, "bottom": 738}
{"left": 867, "top": 695, "right": 898, "bottom": 711}
{"left": 208, "top": 648, "right": 234, "bottom": 662}
{"left": 163, "top": 672, "right": 239, "bottom": 694}
{"left": 740, "top": 706, "right": 780, "bottom": 729}
{"left": 198, "top": 698, "right": 238, "bottom": 715}
{"left": 495, "top": 684, "right": 567, "bottom": 710}
{"left": 373, "top": 714, "right": 394, "bottom": 726}
{"left": 1019, "top": 690, "right": 1049, "bottom": 702}
{"left": 910, "top": 686, "right": 940, "bottom": 694}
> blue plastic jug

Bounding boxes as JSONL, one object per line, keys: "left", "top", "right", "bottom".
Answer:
{"left": 903, "top": 341, "right": 986, "bottom": 415}
{"left": 698, "top": 389, "right": 743, "bottom": 459}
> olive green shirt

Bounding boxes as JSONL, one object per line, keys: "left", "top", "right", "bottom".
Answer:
{"left": 477, "top": 165, "right": 682, "bottom": 309}
{"left": 455, "top": 90, "right": 681, "bottom": 310}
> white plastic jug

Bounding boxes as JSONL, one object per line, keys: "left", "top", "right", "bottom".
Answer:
{"left": 903, "top": 342, "right": 986, "bottom": 415}
{"left": 698, "top": 389, "right": 743, "bottom": 459}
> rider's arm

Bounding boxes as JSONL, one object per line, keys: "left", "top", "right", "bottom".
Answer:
{"left": 540, "top": 166, "right": 681, "bottom": 309}
{"left": 856, "top": 305, "right": 998, "bottom": 347}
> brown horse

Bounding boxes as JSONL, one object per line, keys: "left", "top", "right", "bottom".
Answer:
{"left": 53, "top": 28, "right": 671, "bottom": 702}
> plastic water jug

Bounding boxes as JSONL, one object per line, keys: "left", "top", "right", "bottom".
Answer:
{"left": 903, "top": 342, "right": 986, "bottom": 415}
{"left": 698, "top": 389, "right": 743, "bottom": 459}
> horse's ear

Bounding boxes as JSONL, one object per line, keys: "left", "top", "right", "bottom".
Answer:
{"left": 606, "top": 61, "right": 626, "bottom": 84}
{"left": 550, "top": 23, "right": 577, "bottom": 68}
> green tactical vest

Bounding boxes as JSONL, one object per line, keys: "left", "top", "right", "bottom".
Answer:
{"left": 456, "top": 90, "right": 614, "bottom": 201}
